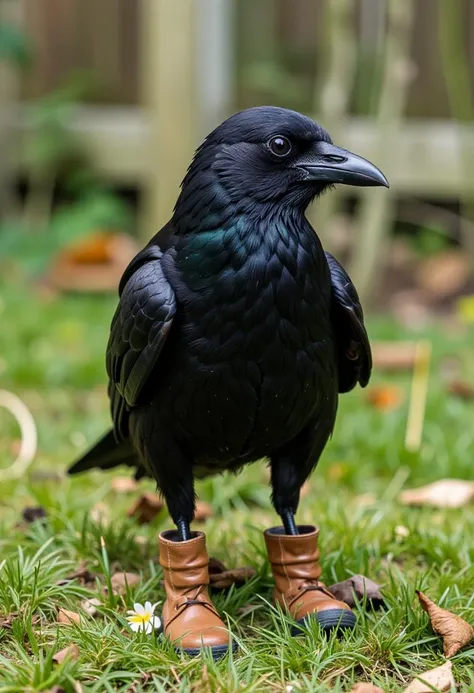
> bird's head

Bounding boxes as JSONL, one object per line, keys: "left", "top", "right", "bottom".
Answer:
{"left": 174, "top": 107, "right": 388, "bottom": 227}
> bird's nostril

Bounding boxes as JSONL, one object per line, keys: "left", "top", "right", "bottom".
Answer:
{"left": 323, "top": 154, "right": 346, "bottom": 164}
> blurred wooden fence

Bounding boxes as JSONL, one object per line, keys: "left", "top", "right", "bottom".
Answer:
{"left": 6, "top": 0, "right": 474, "bottom": 235}
{"left": 19, "top": 0, "right": 474, "bottom": 118}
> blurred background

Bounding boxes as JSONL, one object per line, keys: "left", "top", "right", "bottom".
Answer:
{"left": 1, "top": 0, "right": 474, "bottom": 492}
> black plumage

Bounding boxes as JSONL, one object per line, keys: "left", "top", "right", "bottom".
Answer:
{"left": 69, "top": 106, "right": 387, "bottom": 539}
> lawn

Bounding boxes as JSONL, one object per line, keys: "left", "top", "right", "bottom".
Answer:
{"left": 0, "top": 277, "right": 473, "bottom": 692}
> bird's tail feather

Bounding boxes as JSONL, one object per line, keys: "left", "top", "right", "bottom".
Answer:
{"left": 68, "top": 430, "right": 137, "bottom": 475}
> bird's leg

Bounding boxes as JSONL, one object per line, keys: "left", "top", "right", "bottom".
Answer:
{"left": 138, "top": 433, "right": 195, "bottom": 542}
{"left": 176, "top": 517, "right": 192, "bottom": 541}
{"left": 281, "top": 508, "right": 298, "bottom": 535}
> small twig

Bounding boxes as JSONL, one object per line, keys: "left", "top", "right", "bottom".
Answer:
{"left": 0, "top": 389, "right": 37, "bottom": 480}
{"left": 405, "top": 341, "right": 431, "bottom": 452}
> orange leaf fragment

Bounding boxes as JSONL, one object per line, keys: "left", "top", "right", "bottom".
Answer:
{"left": 365, "top": 385, "right": 403, "bottom": 411}
{"left": 351, "top": 685, "right": 385, "bottom": 693}
{"left": 416, "top": 590, "right": 474, "bottom": 657}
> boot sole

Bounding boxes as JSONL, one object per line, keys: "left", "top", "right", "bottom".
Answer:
{"left": 292, "top": 608, "right": 356, "bottom": 636}
{"left": 177, "top": 641, "right": 238, "bottom": 660}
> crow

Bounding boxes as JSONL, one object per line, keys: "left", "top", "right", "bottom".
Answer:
{"left": 69, "top": 106, "right": 388, "bottom": 542}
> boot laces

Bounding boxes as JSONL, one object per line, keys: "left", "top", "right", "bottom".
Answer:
{"left": 175, "top": 584, "right": 218, "bottom": 615}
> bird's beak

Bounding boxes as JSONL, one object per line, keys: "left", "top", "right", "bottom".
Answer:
{"left": 297, "top": 141, "right": 389, "bottom": 188}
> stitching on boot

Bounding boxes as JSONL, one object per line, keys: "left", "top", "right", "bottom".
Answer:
{"left": 166, "top": 543, "right": 175, "bottom": 595}
{"left": 278, "top": 536, "right": 291, "bottom": 592}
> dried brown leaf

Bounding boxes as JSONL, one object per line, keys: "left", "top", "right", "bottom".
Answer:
{"left": 447, "top": 379, "right": 474, "bottom": 400}
{"left": 194, "top": 500, "right": 213, "bottom": 522}
{"left": 127, "top": 492, "right": 164, "bottom": 524}
{"left": 57, "top": 608, "right": 81, "bottom": 625}
{"left": 0, "top": 613, "right": 15, "bottom": 629}
{"left": 209, "top": 567, "right": 256, "bottom": 591}
{"left": 208, "top": 556, "right": 227, "bottom": 574}
{"left": 52, "top": 643, "right": 79, "bottom": 664}
{"left": 22, "top": 506, "right": 47, "bottom": 523}
{"left": 45, "top": 687, "right": 67, "bottom": 693}
{"left": 81, "top": 597, "right": 102, "bottom": 617}
{"left": 415, "top": 250, "right": 470, "bottom": 298}
{"left": 109, "top": 571, "right": 140, "bottom": 595}
{"left": 111, "top": 476, "right": 138, "bottom": 493}
{"left": 416, "top": 590, "right": 474, "bottom": 657}
{"left": 403, "top": 661, "right": 454, "bottom": 693}
{"left": 57, "top": 560, "right": 96, "bottom": 586}
{"left": 365, "top": 385, "right": 403, "bottom": 411}
{"left": 372, "top": 342, "right": 417, "bottom": 371}
{"left": 351, "top": 684, "right": 385, "bottom": 693}
{"left": 400, "top": 479, "right": 474, "bottom": 508}
{"left": 329, "top": 575, "right": 385, "bottom": 610}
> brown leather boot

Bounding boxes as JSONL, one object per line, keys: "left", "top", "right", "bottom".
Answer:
{"left": 264, "top": 524, "right": 356, "bottom": 634}
{"left": 159, "top": 530, "right": 235, "bottom": 658}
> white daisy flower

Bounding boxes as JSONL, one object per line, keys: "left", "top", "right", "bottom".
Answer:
{"left": 126, "top": 601, "right": 161, "bottom": 634}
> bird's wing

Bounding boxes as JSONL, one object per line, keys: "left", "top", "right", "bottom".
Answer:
{"left": 325, "top": 251, "right": 372, "bottom": 393}
{"left": 106, "top": 244, "right": 176, "bottom": 439}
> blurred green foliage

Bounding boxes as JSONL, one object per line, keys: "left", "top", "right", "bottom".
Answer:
{"left": 0, "top": 21, "right": 32, "bottom": 67}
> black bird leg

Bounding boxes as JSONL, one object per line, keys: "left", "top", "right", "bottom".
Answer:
{"left": 281, "top": 508, "right": 298, "bottom": 535}
{"left": 176, "top": 517, "right": 191, "bottom": 541}
{"left": 139, "top": 434, "right": 195, "bottom": 542}
{"left": 270, "top": 421, "right": 332, "bottom": 535}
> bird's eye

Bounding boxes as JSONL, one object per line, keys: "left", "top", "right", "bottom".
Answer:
{"left": 268, "top": 135, "right": 292, "bottom": 157}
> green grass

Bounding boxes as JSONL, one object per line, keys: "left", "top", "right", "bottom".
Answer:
{"left": 0, "top": 277, "right": 474, "bottom": 692}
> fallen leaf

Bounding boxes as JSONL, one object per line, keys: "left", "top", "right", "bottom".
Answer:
{"left": 365, "top": 385, "right": 403, "bottom": 411}
{"left": 372, "top": 342, "right": 417, "bottom": 371}
{"left": 351, "top": 685, "right": 385, "bottom": 693}
{"left": 416, "top": 591, "right": 474, "bottom": 657}
{"left": 127, "top": 492, "right": 164, "bottom": 524}
{"left": 446, "top": 379, "right": 474, "bottom": 400}
{"left": 53, "top": 643, "right": 79, "bottom": 664}
{"left": 209, "top": 567, "right": 256, "bottom": 591}
{"left": 403, "top": 661, "right": 454, "bottom": 693}
{"left": 399, "top": 479, "right": 474, "bottom": 508}
{"left": 109, "top": 571, "right": 140, "bottom": 595}
{"left": 0, "top": 614, "right": 15, "bottom": 628}
{"left": 390, "top": 290, "right": 432, "bottom": 330}
{"left": 415, "top": 250, "right": 470, "bottom": 298}
{"left": 194, "top": 500, "right": 213, "bottom": 522}
{"left": 45, "top": 687, "right": 66, "bottom": 693}
{"left": 329, "top": 575, "right": 385, "bottom": 610}
{"left": 57, "top": 608, "right": 81, "bottom": 625}
{"left": 57, "top": 560, "right": 96, "bottom": 586}
{"left": 208, "top": 556, "right": 227, "bottom": 574}
{"left": 81, "top": 597, "right": 102, "bottom": 617}
{"left": 22, "top": 506, "right": 47, "bottom": 523}
{"left": 111, "top": 476, "right": 138, "bottom": 493}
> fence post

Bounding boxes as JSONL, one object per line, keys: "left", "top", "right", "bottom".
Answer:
{"left": 140, "top": 0, "right": 197, "bottom": 240}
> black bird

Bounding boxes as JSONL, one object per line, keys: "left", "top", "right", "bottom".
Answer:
{"left": 69, "top": 106, "right": 387, "bottom": 542}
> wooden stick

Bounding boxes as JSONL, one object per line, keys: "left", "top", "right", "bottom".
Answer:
{"left": 405, "top": 341, "right": 431, "bottom": 452}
